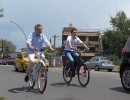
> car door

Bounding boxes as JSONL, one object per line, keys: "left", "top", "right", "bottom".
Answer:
{"left": 16, "top": 53, "right": 22, "bottom": 68}
{"left": 94, "top": 57, "right": 100, "bottom": 68}
{"left": 18, "top": 53, "right": 23, "bottom": 69}
{"left": 15, "top": 54, "right": 20, "bottom": 68}
{"left": 89, "top": 57, "right": 95, "bottom": 68}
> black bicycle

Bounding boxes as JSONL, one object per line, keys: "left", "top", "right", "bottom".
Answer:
{"left": 63, "top": 50, "right": 90, "bottom": 87}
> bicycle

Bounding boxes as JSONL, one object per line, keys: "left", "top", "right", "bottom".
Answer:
{"left": 63, "top": 49, "right": 90, "bottom": 87}
{"left": 28, "top": 48, "right": 48, "bottom": 93}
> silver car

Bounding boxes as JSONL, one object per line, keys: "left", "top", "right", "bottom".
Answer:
{"left": 85, "top": 56, "right": 114, "bottom": 72}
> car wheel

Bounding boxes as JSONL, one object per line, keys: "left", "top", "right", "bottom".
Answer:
{"left": 108, "top": 69, "right": 112, "bottom": 72}
{"left": 21, "top": 64, "right": 26, "bottom": 72}
{"left": 121, "top": 67, "right": 130, "bottom": 91}
{"left": 95, "top": 65, "right": 100, "bottom": 71}
{"left": 46, "top": 66, "right": 48, "bottom": 72}
{"left": 14, "top": 64, "right": 18, "bottom": 72}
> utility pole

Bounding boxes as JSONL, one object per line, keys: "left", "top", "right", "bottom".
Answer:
{"left": 53, "top": 35, "right": 60, "bottom": 49}
{"left": 2, "top": 39, "right": 3, "bottom": 54}
{"left": 53, "top": 35, "right": 60, "bottom": 67}
{"left": 54, "top": 35, "right": 56, "bottom": 49}
{"left": 1, "top": 39, "right": 3, "bottom": 58}
{"left": 50, "top": 39, "right": 52, "bottom": 68}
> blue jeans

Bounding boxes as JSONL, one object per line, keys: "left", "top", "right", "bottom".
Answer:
{"left": 64, "top": 50, "right": 79, "bottom": 70}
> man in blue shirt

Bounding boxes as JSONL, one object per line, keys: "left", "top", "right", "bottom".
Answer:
{"left": 25, "top": 24, "right": 54, "bottom": 82}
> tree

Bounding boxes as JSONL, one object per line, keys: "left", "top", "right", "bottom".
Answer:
{"left": 110, "top": 11, "right": 130, "bottom": 34}
{"left": 0, "top": 8, "right": 4, "bottom": 18}
{"left": 0, "top": 1, "right": 4, "bottom": 18}
{"left": 102, "top": 11, "right": 130, "bottom": 58}
{"left": 44, "top": 46, "right": 63, "bottom": 57}
{"left": 0, "top": 39, "right": 16, "bottom": 54}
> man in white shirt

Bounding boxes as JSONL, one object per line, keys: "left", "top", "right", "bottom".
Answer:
{"left": 25, "top": 24, "right": 54, "bottom": 82}
{"left": 64, "top": 28, "right": 89, "bottom": 75}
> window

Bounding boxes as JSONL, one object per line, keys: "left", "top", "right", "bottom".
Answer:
{"left": 94, "top": 57, "right": 99, "bottom": 61}
{"left": 17, "top": 54, "right": 22, "bottom": 58}
{"left": 89, "top": 36, "right": 98, "bottom": 41}
{"left": 24, "top": 53, "right": 28, "bottom": 57}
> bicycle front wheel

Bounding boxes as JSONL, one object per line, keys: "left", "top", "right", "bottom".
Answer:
{"left": 37, "top": 65, "right": 47, "bottom": 93}
{"left": 63, "top": 65, "right": 72, "bottom": 84}
{"left": 29, "top": 71, "right": 35, "bottom": 88}
{"left": 77, "top": 64, "right": 90, "bottom": 87}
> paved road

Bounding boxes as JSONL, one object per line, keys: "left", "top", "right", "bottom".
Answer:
{"left": 0, "top": 65, "right": 130, "bottom": 100}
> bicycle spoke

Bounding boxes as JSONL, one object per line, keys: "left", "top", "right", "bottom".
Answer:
{"left": 29, "top": 70, "right": 35, "bottom": 88}
{"left": 78, "top": 64, "right": 90, "bottom": 87}
{"left": 63, "top": 66, "right": 72, "bottom": 84}
{"left": 38, "top": 66, "right": 47, "bottom": 93}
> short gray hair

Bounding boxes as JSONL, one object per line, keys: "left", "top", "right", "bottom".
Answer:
{"left": 34, "top": 24, "right": 42, "bottom": 29}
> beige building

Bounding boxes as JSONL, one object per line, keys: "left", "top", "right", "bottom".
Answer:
{"left": 62, "top": 24, "right": 102, "bottom": 66}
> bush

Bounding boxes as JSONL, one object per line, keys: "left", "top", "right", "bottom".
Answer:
{"left": 103, "top": 54, "right": 121, "bottom": 66}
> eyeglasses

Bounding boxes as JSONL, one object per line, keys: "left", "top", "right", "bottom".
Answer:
{"left": 73, "top": 31, "right": 77, "bottom": 33}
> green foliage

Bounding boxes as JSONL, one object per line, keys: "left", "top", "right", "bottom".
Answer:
{"left": 110, "top": 11, "right": 130, "bottom": 34}
{"left": 0, "top": 39, "right": 16, "bottom": 54}
{"left": 103, "top": 54, "right": 121, "bottom": 66}
{"left": 102, "top": 11, "right": 130, "bottom": 58}
{"left": 0, "top": 8, "right": 4, "bottom": 18}
{"left": 44, "top": 46, "right": 63, "bottom": 57}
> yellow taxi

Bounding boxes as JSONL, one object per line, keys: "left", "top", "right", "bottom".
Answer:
{"left": 14, "top": 51, "right": 49, "bottom": 72}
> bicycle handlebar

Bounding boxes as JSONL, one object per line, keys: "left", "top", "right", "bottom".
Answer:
{"left": 75, "top": 48, "right": 89, "bottom": 53}
{"left": 35, "top": 48, "right": 48, "bottom": 53}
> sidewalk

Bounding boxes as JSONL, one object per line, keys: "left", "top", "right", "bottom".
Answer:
{"left": 113, "top": 65, "right": 120, "bottom": 72}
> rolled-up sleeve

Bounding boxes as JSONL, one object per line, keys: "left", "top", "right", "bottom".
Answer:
{"left": 67, "top": 36, "right": 71, "bottom": 42}
{"left": 77, "top": 37, "right": 83, "bottom": 44}
{"left": 42, "top": 34, "right": 50, "bottom": 46}
{"left": 26, "top": 33, "right": 32, "bottom": 45}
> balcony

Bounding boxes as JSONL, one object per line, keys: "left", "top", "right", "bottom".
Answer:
{"left": 84, "top": 41, "right": 98, "bottom": 45}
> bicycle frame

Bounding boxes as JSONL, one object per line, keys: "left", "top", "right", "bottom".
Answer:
{"left": 72, "top": 51, "right": 85, "bottom": 68}
{"left": 28, "top": 48, "right": 48, "bottom": 93}
{"left": 32, "top": 49, "right": 47, "bottom": 80}
{"left": 63, "top": 49, "right": 90, "bottom": 86}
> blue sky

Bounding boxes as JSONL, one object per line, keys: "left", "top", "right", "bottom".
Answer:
{"left": 0, "top": 0, "right": 130, "bottom": 51}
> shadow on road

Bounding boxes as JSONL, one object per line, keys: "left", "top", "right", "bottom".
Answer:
{"left": 11, "top": 70, "right": 25, "bottom": 73}
{"left": 8, "top": 86, "right": 43, "bottom": 95}
{"left": 110, "top": 87, "right": 130, "bottom": 94}
{"left": 50, "top": 82, "right": 85, "bottom": 88}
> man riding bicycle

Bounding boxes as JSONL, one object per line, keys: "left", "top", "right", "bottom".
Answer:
{"left": 64, "top": 28, "right": 89, "bottom": 75}
{"left": 25, "top": 24, "right": 54, "bottom": 82}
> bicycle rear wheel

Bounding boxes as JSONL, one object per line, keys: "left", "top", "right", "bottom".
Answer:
{"left": 37, "top": 65, "right": 47, "bottom": 93}
{"left": 63, "top": 65, "right": 72, "bottom": 84}
{"left": 29, "top": 70, "right": 35, "bottom": 88}
{"left": 77, "top": 64, "right": 90, "bottom": 87}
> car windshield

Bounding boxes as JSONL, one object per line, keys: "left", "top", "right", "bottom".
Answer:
{"left": 24, "top": 53, "right": 28, "bottom": 58}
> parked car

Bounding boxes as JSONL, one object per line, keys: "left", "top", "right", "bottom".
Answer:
{"left": 85, "top": 56, "right": 114, "bottom": 72}
{"left": 0, "top": 60, "right": 8, "bottom": 65}
{"left": 120, "top": 38, "right": 130, "bottom": 91}
{"left": 14, "top": 51, "right": 49, "bottom": 72}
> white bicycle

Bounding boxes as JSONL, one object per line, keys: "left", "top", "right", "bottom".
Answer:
{"left": 28, "top": 48, "right": 48, "bottom": 93}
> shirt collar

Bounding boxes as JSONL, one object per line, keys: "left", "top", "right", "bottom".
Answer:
{"left": 33, "top": 32, "right": 42, "bottom": 37}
